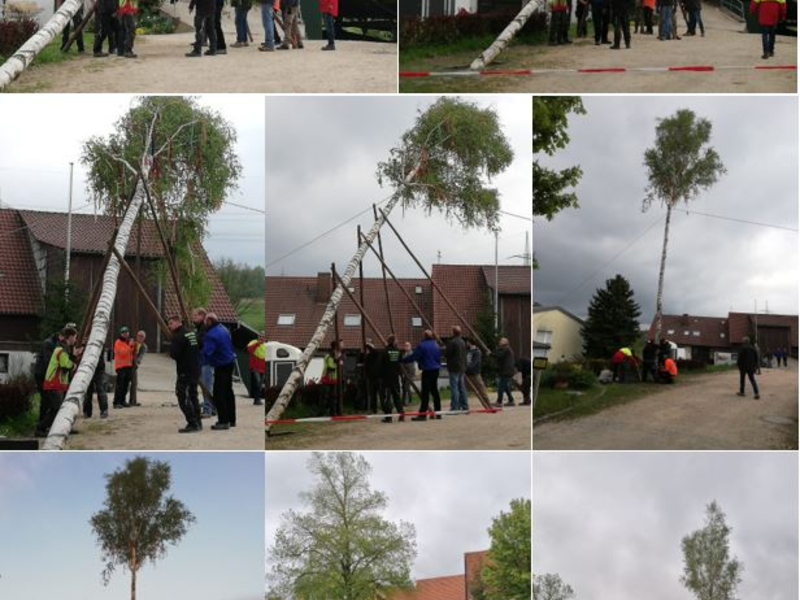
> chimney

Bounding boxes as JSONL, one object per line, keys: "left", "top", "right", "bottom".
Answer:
{"left": 315, "top": 272, "right": 331, "bottom": 303}
{"left": 681, "top": 313, "right": 690, "bottom": 326}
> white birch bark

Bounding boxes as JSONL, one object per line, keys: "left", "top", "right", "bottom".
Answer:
{"left": 653, "top": 203, "right": 673, "bottom": 344}
{"left": 470, "top": 0, "right": 542, "bottom": 70}
{"left": 265, "top": 160, "right": 424, "bottom": 433}
{"left": 0, "top": 0, "right": 83, "bottom": 91}
{"left": 42, "top": 162, "right": 151, "bottom": 450}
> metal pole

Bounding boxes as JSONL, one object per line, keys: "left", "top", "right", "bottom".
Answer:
{"left": 64, "top": 161, "right": 74, "bottom": 289}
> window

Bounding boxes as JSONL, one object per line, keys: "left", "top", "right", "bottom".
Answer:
{"left": 277, "top": 314, "right": 296, "bottom": 326}
{"left": 535, "top": 330, "right": 553, "bottom": 344}
{"left": 692, "top": 331, "right": 701, "bottom": 337}
{"left": 415, "top": 286, "right": 423, "bottom": 294}
{"left": 667, "top": 329, "right": 675, "bottom": 335}
{"left": 684, "top": 331, "right": 690, "bottom": 336}
{"left": 720, "top": 333, "right": 726, "bottom": 339}
{"left": 344, "top": 314, "right": 361, "bottom": 327}
{"left": 0, "top": 353, "right": 8, "bottom": 374}
{"left": 411, "top": 316, "right": 423, "bottom": 327}
{"left": 276, "top": 348, "right": 290, "bottom": 358}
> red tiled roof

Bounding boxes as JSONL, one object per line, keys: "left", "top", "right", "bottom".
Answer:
{"left": 0, "top": 209, "right": 43, "bottom": 315}
{"left": 390, "top": 576, "right": 466, "bottom": 600}
{"left": 480, "top": 266, "right": 530, "bottom": 295}
{"left": 265, "top": 274, "right": 433, "bottom": 350}
{"left": 648, "top": 314, "right": 729, "bottom": 348}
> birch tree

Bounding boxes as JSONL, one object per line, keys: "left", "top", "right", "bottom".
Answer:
{"left": 681, "top": 501, "right": 743, "bottom": 600}
{"left": 268, "top": 452, "right": 416, "bottom": 600}
{"left": 90, "top": 456, "right": 196, "bottom": 600}
{"left": 266, "top": 97, "right": 513, "bottom": 432}
{"left": 470, "top": 0, "right": 545, "bottom": 70}
{"left": 643, "top": 109, "right": 725, "bottom": 343}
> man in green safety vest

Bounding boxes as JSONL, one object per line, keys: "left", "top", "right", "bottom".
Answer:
{"left": 36, "top": 326, "right": 83, "bottom": 437}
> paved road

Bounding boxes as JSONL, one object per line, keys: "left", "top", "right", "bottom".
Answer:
{"left": 533, "top": 362, "right": 798, "bottom": 450}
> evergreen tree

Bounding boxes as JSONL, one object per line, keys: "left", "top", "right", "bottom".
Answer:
{"left": 581, "top": 274, "right": 641, "bottom": 358}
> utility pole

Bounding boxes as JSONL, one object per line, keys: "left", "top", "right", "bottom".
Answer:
{"left": 64, "top": 161, "right": 75, "bottom": 292}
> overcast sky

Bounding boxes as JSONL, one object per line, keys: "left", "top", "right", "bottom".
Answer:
{"left": 534, "top": 452, "right": 798, "bottom": 600}
{"left": 0, "top": 452, "right": 265, "bottom": 600}
{"left": 265, "top": 451, "right": 531, "bottom": 583}
{"left": 264, "top": 96, "right": 532, "bottom": 278}
{"left": 533, "top": 96, "right": 798, "bottom": 324}
{"left": 0, "top": 95, "right": 264, "bottom": 267}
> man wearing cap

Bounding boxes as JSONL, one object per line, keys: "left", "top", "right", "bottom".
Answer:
{"left": 247, "top": 333, "right": 266, "bottom": 406}
{"left": 36, "top": 326, "right": 82, "bottom": 437}
{"left": 202, "top": 313, "right": 238, "bottom": 430}
{"left": 113, "top": 326, "right": 136, "bottom": 408}
{"left": 168, "top": 316, "right": 203, "bottom": 433}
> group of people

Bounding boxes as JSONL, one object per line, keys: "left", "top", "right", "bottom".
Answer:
{"left": 32, "top": 307, "right": 247, "bottom": 438}
{"left": 81, "top": 0, "right": 341, "bottom": 60}
{"left": 607, "top": 338, "right": 678, "bottom": 385}
{"left": 548, "top": 0, "right": 787, "bottom": 58}
{"left": 319, "top": 327, "right": 532, "bottom": 423}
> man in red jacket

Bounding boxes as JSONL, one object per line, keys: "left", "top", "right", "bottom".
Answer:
{"left": 320, "top": 0, "right": 338, "bottom": 50}
{"left": 750, "top": 0, "right": 787, "bottom": 59}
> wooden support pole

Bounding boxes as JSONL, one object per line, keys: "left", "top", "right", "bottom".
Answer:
{"left": 381, "top": 210, "right": 492, "bottom": 354}
{"left": 357, "top": 224, "right": 367, "bottom": 351}
{"left": 63, "top": 0, "right": 96, "bottom": 51}
{"left": 373, "top": 204, "right": 395, "bottom": 336}
{"left": 112, "top": 247, "right": 172, "bottom": 338}
{"left": 331, "top": 262, "right": 344, "bottom": 417}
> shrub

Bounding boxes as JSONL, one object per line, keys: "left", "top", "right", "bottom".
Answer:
{"left": 0, "top": 18, "right": 38, "bottom": 56}
{"left": 583, "top": 358, "right": 609, "bottom": 375}
{"left": 0, "top": 374, "right": 36, "bottom": 422}
{"left": 136, "top": 11, "right": 177, "bottom": 34}
{"left": 399, "top": 10, "right": 548, "bottom": 48}
{"left": 567, "top": 368, "right": 596, "bottom": 390}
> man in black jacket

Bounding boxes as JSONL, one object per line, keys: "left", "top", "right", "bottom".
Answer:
{"left": 186, "top": 0, "right": 217, "bottom": 56}
{"left": 736, "top": 336, "right": 760, "bottom": 400}
{"left": 610, "top": 0, "right": 631, "bottom": 48}
{"left": 169, "top": 316, "right": 203, "bottom": 433}
{"left": 380, "top": 335, "right": 405, "bottom": 423}
{"left": 445, "top": 326, "right": 469, "bottom": 411}
{"left": 642, "top": 339, "right": 658, "bottom": 382}
{"left": 93, "top": 0, "right": 119, "bottom": 56}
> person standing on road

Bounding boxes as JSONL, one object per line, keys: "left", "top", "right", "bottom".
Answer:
{"left": 641, "top": 339, "right": 658, "bottom": 382}
{"left": 187, "top": 0, "right": 217, "bottom": 56}
{"left": 590, "top": 0, "right": 611, "bottom": 44}
{"left": 213, "top": 0, "right": 228, "bottom": 53}
{"left": 83, "top": 349, "right": 109, "bottom": 419}
{"left": 113, "top": 326, "right": 135, "bottom": 408}
{"left": 465, "top": 338, "right": 491, "bottom": 407}
{"left": 59, "top": 0, "right": 85, "bottom": 53}
{"left": 168, "top": 316, "right": 203, "bottom": 433}
{"left": 203, "top": 313, "right": 238, "bottom": 430}
{"left": 493, "top": 337, "right": 517, "bottom": 407}
{"left": 231, "top": 0, "right": 252, "bottom": 47}
{"left": 117, "top": 0, "right": 139, "bottom": 58}
{"left": 737, "top": 336, "right": 761, "bottom": 399}
{"left": 610, "top": 0, "right": 631, "bottom": 49}
{"left": 380, "top": 335, "right": 405, "bottom": 423}
{"left": 247, "top": 333, "right": 266, "bottom": 406}
{"left": 257, "top": 0, "right": 276, "bottom": 50}
{"left": 782, "top": 347, "right": 789, "bottom": 367}
{"left": 658, "top": 0, "right": 674, "bottom": 39}
{"left": 548, "top": 0, "right": 570, "bottom": 45}
{"left": 278, "top": 0, "right": 303, "bottom": 49}
{"left": 445, "top": 326, "right": 469, "bottom": 412}
{"left": 320, "top": 0, "right": 338, "bottom": 50}
{"left": 129, "top": 330, "right": 147, "bottom": 407}
{"left": 402, "top": 330, "right": 442, "bottom": 421}
{"left": 750, "top": 0, "right": 786, "bottom": 59}
{"left": 400, "top": 341, "right": 416, "bottom": 405}
{"left": 515, "top": 355, "right": 532, "bottom": 406}
{"left": 193, "top": 308, "right": 216, "bottom": 417}
{"left": 93, "top": 0, "right": 119, "bottom": 56}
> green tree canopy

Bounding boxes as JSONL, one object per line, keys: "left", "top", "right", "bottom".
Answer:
{"left": 377, "top": 97, "right": 514, "bottom": 232}
{"left": 581, "top": 274, "right": 642, "bottom": 358}
{"left": 681, "top": 501, "right": 743, "bottom": 600}
{"left": 89, "top": 456, "right": 195, "bottom": 600}
{"left": 532, "top": 96, "right": 585, "bottom": 221}
{"left": 268, "top": 452, "right": 417, "bottom": 600}
{"left": 478, "top": 498, "right": 532, "bottom": 600}
{"left": 533, "top": 573, "right": 576, "bottom": 600}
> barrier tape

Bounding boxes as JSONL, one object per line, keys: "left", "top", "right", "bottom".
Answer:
{"left": 266, "top": 405, "right": 531, "bottom": 425}
{"left": 400, "top": 64, "right": 797, "bottom": 78}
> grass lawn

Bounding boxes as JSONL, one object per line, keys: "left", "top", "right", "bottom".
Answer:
{"left": 238, "top": 297, "right": 265, "bottom": 331}
{"left": 0, "top": 394, "right": 40, "bottom": 438}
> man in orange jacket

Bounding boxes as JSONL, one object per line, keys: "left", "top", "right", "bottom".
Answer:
{"left": 750, "top": 0, "right": 787, "bottom": 59}
{"left": 113, "top": 326, "right": 136, "bottom": 408}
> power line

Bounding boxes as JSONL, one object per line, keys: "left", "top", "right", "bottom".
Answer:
{"left": 679, "top": 209, "right": 798, "bottom": 232}
{"left": 500, "top": 209, "right": 532, "bottom": 222}
{"left": 222, "top": 200, "right": 265, "bottom": 214}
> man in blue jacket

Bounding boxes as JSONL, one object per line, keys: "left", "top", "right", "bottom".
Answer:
{"left": 202, "top": 313, "right": 238, "bottom": 430}
{"left": 402, "top": 329, "right": 443, "bottom": 421}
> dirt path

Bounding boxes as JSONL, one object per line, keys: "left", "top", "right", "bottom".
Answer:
{"left": 400, "top": 6, "right": 796, "bottom": 93}
{"left": 10, "top": 1, "right": 397, "bottom": 92}
{"left": 66, "top": 354, "right": 264, "bottom": 450}
{"left": 533, "top": 362, "right": 798, "bottom": 450}
{"left": 267, "top": 400, "right": 532, "bottom": 450}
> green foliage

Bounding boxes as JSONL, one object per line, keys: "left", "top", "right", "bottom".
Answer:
{"left": 89, "top": 457, "right": 196, "bottom": 598}
{"left": 643, "top": 109, "right": 726, "bottom": 212}
{"left": 214, "top": 258, "right": 265, "bottom": 308}
{"left": 268, "top": 452, "right": 417, "bottom": 600}
{"left": 532, "top": 96, "right": 586, "bottom": 221}
{"left": 681, "top": 501, "right": 743, "bottom": 600}
{"left": 81, "top": 96, "right": 241, "bottom": 315}
{"left": 0, "top": 374, "right": 36, "bottom": 422}
{"left": 480, "top": 498, "right": 532, "bottom": 600}
{"left": 533, "top": 573, "right": 575, "bottom": 600}
{"left": 136, "top": 11, "right": 176, "bottom": 34}
{"left": 567, "top": 368, "right": 596, "bottom": 389}
{"left": 581, "top": 274, "right": 642, "bottom": 359}
{"left": 40, "top": 279, "right": 86, "bottom": 338}
{"left": 377, "top": 97, "right": 514, "bottom": 232}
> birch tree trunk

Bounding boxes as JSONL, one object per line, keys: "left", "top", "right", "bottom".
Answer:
{"left": 0, "top": 0, "right": 83, "bottom": 91}
{"left": 653, "top": 203, "right": 673, "bottom": 344}
{"left": 470, "top": 0, "right": 541, "bottom": 70}
{"left": 265, "top": 159, "right": 424, "bottom": 433}
{"left": 43, "top": 162, "right": 151, "bottom": 450}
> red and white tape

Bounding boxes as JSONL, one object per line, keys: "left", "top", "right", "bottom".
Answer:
{"left": 400, "top": 64, "right": 797, "bottom": 78}
{"left": 265, "top": 405, "right": 530, "bottom": 425}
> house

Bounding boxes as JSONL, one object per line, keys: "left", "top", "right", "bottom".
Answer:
{"left": 648, "top": 312, "right": 799, "bottom": 364}
{"left": 0, "top": 207, "right": 238, "bottom": 379}
{"left": 385, "top": 550, "right": 488, "bottom": 600}
{"left": 265, "top": 264, "right": 531, "bottom": 359}
{"left": 532, "top": 305, "right": 585, "bottom": 363}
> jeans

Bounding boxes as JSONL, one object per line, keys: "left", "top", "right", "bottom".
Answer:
{"left": 497, "top": 376, "right": 515, "bottom": 405}
{"left": 762, "top": 25, "right": 776, "bottom": 55}
{"left": 260, "top": 2, "right": 274, "bottom": 47}
{"left": 323, "top": 11, "right": 335, "bottom": 45}
{"left": 201, "top": 364, "right": 215, "bottom": 414}
{"left": 419, "top": 369, "right": 442, "bottom": 416}
{"left": 659, "top": 5, "right": 672, "bottom": 38}
{"left": 214, "top": 0, "right": 227, "bottom": 50}
{"left": 235, "top": 5, "right": 249, "bottom": 42}
{"left": 213, "top": 362, "right": 236, "bottom": 426}
{"left": 250, "top": 370, "right": 264, "bottom": 402}
{"left": 448, "top": 372, "right": 469, "bottom": 411}
{"left": 688, "top": 8, "right": 704, "bottom": 34}
{"left": 739, "top": 369, "right": 760, "bottom": 395}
